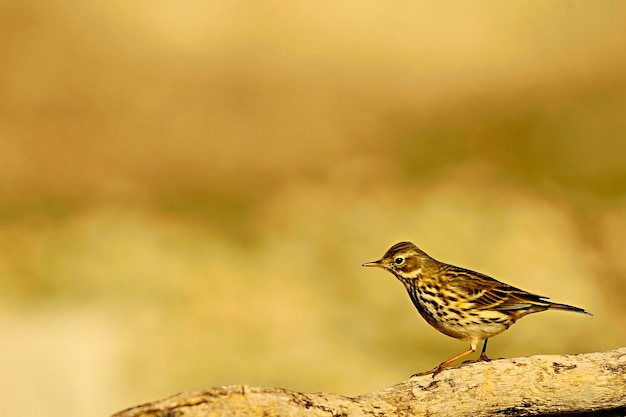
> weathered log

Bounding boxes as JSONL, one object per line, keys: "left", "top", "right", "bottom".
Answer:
{"left": 113, "top": 347, "right": 626, "bottom": 417}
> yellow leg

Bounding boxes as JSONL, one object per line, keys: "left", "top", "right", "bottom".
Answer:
{"left": 411, "top": 339, "right": 490, "bottom": 378}
{"left": 464, "top": 339, "right": 491, "bottom": 363}
{"left": 411, "top": 346, "right": 476, "bottom": 378}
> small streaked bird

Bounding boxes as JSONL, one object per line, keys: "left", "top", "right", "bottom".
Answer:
{"left": 362, "top": 241, "right": 591, "bottom": 377}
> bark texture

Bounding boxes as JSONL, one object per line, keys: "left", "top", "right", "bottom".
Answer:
{"left": 113, "top": 348, "right": 626, "bottom": 417}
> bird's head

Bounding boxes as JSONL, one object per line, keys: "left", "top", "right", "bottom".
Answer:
{"left": 362, "top": 241, "right": 431, "bottom": 279}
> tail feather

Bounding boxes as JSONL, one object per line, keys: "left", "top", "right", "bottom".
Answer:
{"left": 548, "top": 302, "right": 592, "bottom": 316}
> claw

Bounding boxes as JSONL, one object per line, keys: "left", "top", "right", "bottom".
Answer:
{"left": 410, "top": 363, "right": 449, "bottom": 379}
{"left": 462, "top": 352, "right": 491, "bottom": 365}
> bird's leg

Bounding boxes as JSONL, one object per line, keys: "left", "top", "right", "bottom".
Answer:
{"left": 463, "top": 339, "right": 491, "bottom": 363}
{"left": 477, "top": 339, "right": 491, "bottom": 362}
{"left": 411, "top": 346, "right": 476, "bottom": 378}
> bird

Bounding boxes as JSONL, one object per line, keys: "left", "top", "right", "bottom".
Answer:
{"left": 362, "top": 241, "right": 591, "bottom": 377}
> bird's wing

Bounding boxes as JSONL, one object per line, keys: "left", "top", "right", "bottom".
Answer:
{"left": 443, "top": 265, "right": 551, "bottom": 312}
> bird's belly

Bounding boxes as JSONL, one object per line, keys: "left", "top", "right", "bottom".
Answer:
{"left": 419, "top": 303, "right": 512, "bottom": 341}
{"left": 405, "top": 283, "right": 514, "bottom": 341}
{"left": 442, "top": 319, "right": 510, "bottom": 341}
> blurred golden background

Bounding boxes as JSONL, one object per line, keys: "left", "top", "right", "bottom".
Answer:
{"left": 2, "top": 1, "right": 626, "bottom": 416}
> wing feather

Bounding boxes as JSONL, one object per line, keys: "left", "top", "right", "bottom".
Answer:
{"left": 441, "top": 264, "right": 551, "bottom": 312}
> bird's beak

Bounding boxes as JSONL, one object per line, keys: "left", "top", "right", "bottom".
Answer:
{"left": 362, "top": 260, "right": 383, "bottom": 268}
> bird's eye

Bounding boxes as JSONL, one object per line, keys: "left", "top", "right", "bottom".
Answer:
{"left": 394, "top": 256, "right": 404, "bottom": 265}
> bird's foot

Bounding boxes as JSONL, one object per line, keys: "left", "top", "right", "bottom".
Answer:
{"left": 410, "top": 363, "right": 449, "bottom": 379}
{"left": 410, "top": 350, "right": 491, "bottom": 379}
{"left": 462, "top": 352, "right": 491, "bottom": 364}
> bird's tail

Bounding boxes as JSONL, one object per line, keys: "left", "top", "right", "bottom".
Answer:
{"left": 548, "top": 302, "right": 592, "bottom": 316}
